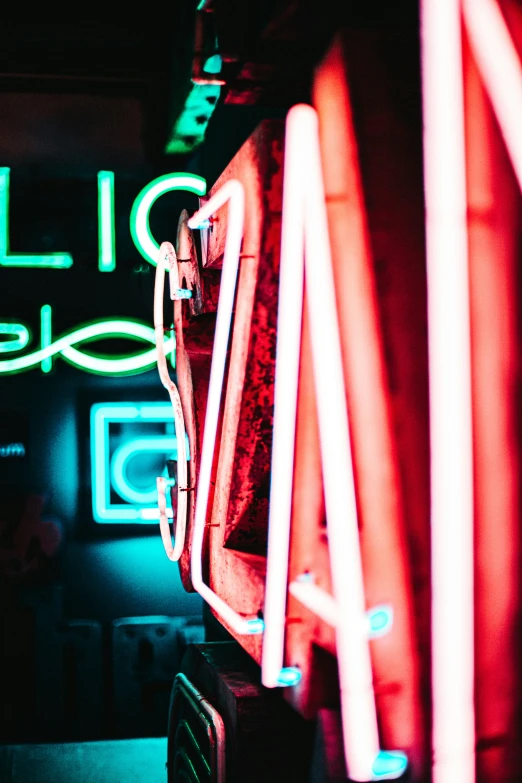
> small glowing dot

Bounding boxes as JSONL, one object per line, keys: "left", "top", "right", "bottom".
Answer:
{"left": 276, "top": 667, "right": 302, "bottom": 687}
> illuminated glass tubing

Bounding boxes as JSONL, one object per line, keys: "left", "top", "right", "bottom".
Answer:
{"left": 0, "top": 168, "right": 73, "bottom": 269}
{"left": 130, "top": 173, "right": 207, "bottom": 267}
{"left": 98, "top": 171, "right": 116, "bottom": 272}
{"left": 0, "top": 308, "right": 175, "bottom": 376}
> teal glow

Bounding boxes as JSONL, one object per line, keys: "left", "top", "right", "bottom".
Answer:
{"left": 0, "top": 313, "right": 175, "bottom": 376}
{"left": 164, "top": 84, "right": 222, "bottom": 155}
{"left": 174, "top": 288, "right": 192, "bottom": 299}
{"left": 245, "top": 618, "right": 265, "bottom": 635}
{"left": 0, "top": 168, "right": 73, "bottom": 268}
{"left": 0, "top": 442, "right": 25, "bottom": 457}
{"left": 111, "top": 436, "right": 189, "bottom": 505}
{"left": 367, "top": 604, "right": 393, "bottom": 639}
{"left": 98, "top": 171, "right": 116, "bottom": 272}
{"left": 276, "top": 667, "right": 302, "bottom": 687}
{"left": 130, "top": 173, "right": 206, "bottom": 266}
{"left": 40, "top": 304, "right": 52, "bottom": 373}
{"left": 0, "top": 322, "right": 29, "bottom": 353}
{"left": 91, "top": 402, "right": 189, "bottom": 524}
{"left": 372, "top": 750, "right": 408, "bottom": 780}
{"left": 203, "top": 54, "right": 222, "bottom": 74}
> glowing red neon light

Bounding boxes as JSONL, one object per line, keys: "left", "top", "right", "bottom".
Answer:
{"left": 422, "top": 1, "right": 474, "bottom": 781}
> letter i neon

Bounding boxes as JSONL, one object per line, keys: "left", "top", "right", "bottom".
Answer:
{"left": 98, "top": 171, "right": 116, "bottom": 272}
{"left": 40, "top": 304, "right": 52, "bottom": 373}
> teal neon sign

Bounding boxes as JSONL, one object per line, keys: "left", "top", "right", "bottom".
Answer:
{"left": 0, "top": 306, "right": 175, "bottom": 376}
{"left": 0, "top": 169, "right": 206, "bottom": 374}
{"left": 0, "top": 168, "right": 73, "bottom": 269}
{"left": 90, "top": 402, "right": 190, "bottom": 523}
{"left": 130, "top": 173, "right": 206, "bottom": 266}
{"left": 98, "top": 171, "right": 116, "bottom": 272}
{"left": 0, "top": 167, "right": 206, "bottom": 271}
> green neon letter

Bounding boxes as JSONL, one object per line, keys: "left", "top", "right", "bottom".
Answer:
{"left": 40, "top": 304, "right": 52, "bottom": 373}
{"left": 98, "top": 171, "right": 116, "bottom": 272}
{"left": 0, "top": 322, "right": 30, "bottom": 353}
{"left": 0, "top": 168, "right": 73, "bottom": 269}
{"left": 130, "top": 173, "right": 206, "bottom": 266}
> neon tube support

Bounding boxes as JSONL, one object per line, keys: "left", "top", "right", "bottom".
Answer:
{"left": 421, "top": 2, "right": 475, "bottom": 782}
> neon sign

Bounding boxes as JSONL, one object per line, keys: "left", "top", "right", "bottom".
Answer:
{"left": 130, "top": 173, "right": 207, "bottom": 267}
{"left": 0, "top": 168, "right": 73, "bottom": 269}
{"left": 177, "top": 106, "right": 407, "bottom": 783}
{"left": 0, "top": 306, "right": 175, "bottom": 376}
{"left": 90, "top": 402, "right": 190, "bottom": 524}
{"left": 0, "top": 170, "right": 206, "bottom": 374}
{"left": 0, "top": 167, "right": 207, "bottom": 271}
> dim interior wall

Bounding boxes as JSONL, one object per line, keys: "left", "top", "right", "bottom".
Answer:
{"left": 0, "top": 367, "right": 202, "bottom": 623}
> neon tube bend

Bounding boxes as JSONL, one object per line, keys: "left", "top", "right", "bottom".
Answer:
{"left": 187, "top": 180, "right": 263, "bottom": 636}
{"left": 154, "top": 241, "right": 188, "bottom": 562}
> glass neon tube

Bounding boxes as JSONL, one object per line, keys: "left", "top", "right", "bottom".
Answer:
{"left": 130, "top": 173, "right": 206, "bottom": 266}
{"left": 0, "top": 168, "right": 73, "bottom": 269}
{"left": 154, "top": 241, "right": 189, "bottom": 562}
{"left": 463, "top": 0, "right": 522, "bottom": 191}
{"left": 187, "top": 180, "right": 263, "bottom": 636}
{"left": 421, "top": 2, "right": 475, "bottom": 782}
{"left": 0, "top": 323, "right": 29, "bottom": 353}
{"left": 262, "top": 101, "right": 306, "bottom": 688}
{"left": 0, "top": 317, "right": 174, "bottom": 375}
{"left": 40, "top": 304, "right": 52, "bottom": 373}
{"left": 98, "top": 171, "right": 116, "bottom": 272}
{"left": 262, "top": 104, "right": 407, "bottom": 782}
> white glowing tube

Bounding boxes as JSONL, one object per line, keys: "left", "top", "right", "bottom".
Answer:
{"left": 422, "top": 2, "right": 475, "bottom": 782}
{"left": 154, "top": 241, "right": 188, "bottom": 562}
{"left": 262, "top": 104, "right": 306, "bottom": 688}
{"left": 301, "top": 104, "right": 381, "bottom": 782}
{"left": 463, "top": 0, "right": 522, "bottom": 192}
{"left": 187, "top": 181, "right": 264, "bottom": 636}
{"left": 288, "top": 579, "right": 338, "bottom": 627}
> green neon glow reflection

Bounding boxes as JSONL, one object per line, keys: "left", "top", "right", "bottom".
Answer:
{"left": 40, "top": 304, "right": 52, "bottom": 373}
{"left": 0, "top": 323, "right": 29, "bottom": 353}
{"left": 203, "top": 54, "right": 222, "bottom": 74}
{"left": 371, "top": 750, "right": 408, "bottom": 781}
{"left": 98, "top": 171, "right": 116, "bottom": 272}
{"left": 0, "top": 168, "right": 73, "bottom": 269}
{"left": 0, "top": 308, "right": 175, "bottom": 376}
{"left": 91, "top": 403, "right": 187, "bottom": 524}
{"left": 130, "top": 173, "right": 206, "bottom": 266}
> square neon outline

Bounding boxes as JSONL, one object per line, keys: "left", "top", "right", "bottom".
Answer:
{"left": 90, "top": 401, "right": 187, "bottom": 524}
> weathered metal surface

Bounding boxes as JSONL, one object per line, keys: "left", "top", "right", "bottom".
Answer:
{"left": 206, "top": 121, "right": 284, "bottom": 565}
{"left": 202, "top": 121, "right": 283, "bottom": 268}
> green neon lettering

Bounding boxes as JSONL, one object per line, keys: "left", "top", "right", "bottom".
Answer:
{"left": 0, "top": 322, "right": 30, "bottom": 353}
{"left": 0, "top": 168, "right": 73, "bottom": 269}
{"left": 40, "top": 304, "right": 52, "bottom": 373}
{"left": 130, "top": 173, "right": 206, "bottom": 266}
{"left": 0, "top": 311, "right": 175, "bottom": 376}
{"left": 98, "top": 171, "right": 116, "bottom": 272}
